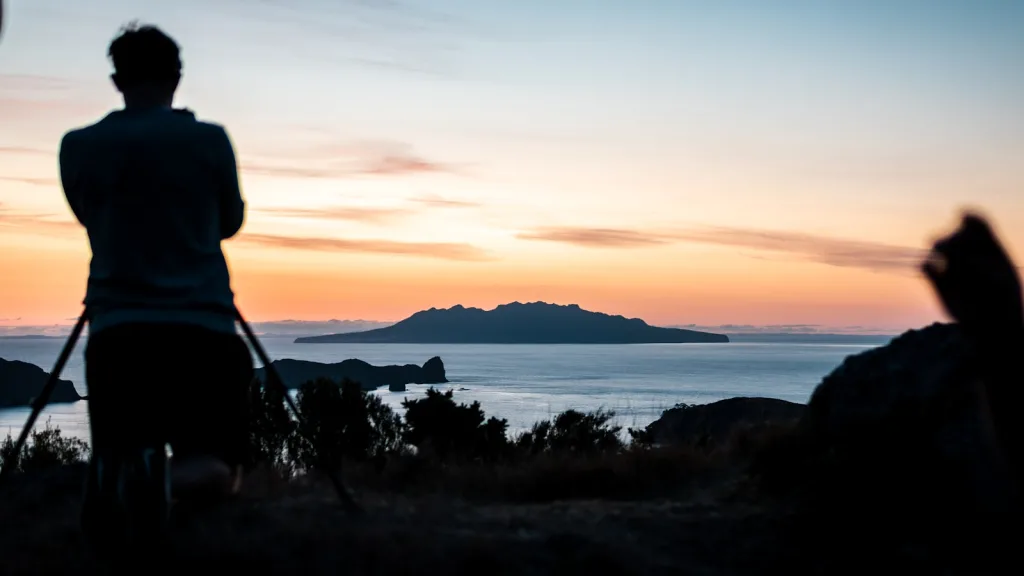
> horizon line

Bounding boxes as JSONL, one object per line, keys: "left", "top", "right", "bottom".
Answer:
{"left": 0, "top": 318, "right": 904, "bottom": 337}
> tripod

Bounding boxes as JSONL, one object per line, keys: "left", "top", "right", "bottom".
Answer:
{"left": 0, "top": 307, "right": 361, "bottom": 513}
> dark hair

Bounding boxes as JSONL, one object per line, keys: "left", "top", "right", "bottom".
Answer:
{"left": 107, "top": 22, "right": 182, "bottom": 84}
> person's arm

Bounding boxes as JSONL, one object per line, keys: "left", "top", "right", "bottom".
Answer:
{"left": 215, "top": 126, "right": 245, "bottom": 239}
{"left": 57, "top": 131, "right": 86, "bottom": 225}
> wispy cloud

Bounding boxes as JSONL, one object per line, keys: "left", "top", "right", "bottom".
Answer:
{"left": 674, "top": 323, "right": 827, "bottom": 334}
{"left": 408, "top": 193, "right": 480, "bottom": 208}
{"left": 253, "top": 192, "right": 481, "bottom": 225}
{"left": 0, "top": 318, "right": 400, "bottom": 337}
{"left": 0, "top": 147, "right": 60, "bottom": 187}
{"left": 236, "top": 0, "right": 463, "bottom": 75}
{"left": 238, "top": 164, "right": 338, "bottom": 179}
{"left": 0, "top": 175, "right": 60, "bottom": 187}
{"left": 672, "top": 324, "right": 899, "bottom": 337}
{"left": 241, "top": 140, "right": 451, "bottom": 180}
{"left": 671, "top": 226, "right": 925, "bottom": 273}
{"left": 0, "top": 97, "right": 101, "bottom": 126}
{"left": 256, "top": 205, "right": 413, "bottom": 223}
{"left": 0, "top": 325, "right": 72, "bottom": 337}
{"left": 237, "top": 232, "right": 490, "bottom": 261}
{"left": 248, "top": 319, "right": 394, "bottom": 337}
{"left": 517, "top": 225, "right": 926, "bottom": 274}
{"left": 0, "top": 74, "right": 89, "bottom": 119}
{"left": 517, "top": 227, "right": 671, "bottom": 248}
{"left": 0, "top": 74, "right": 104, "bottom": 128}
{"left": 0, "top": 75, "right": 76, "bottom": 91}
{"left": 0, "top": 146, "right": 54, "bottom": 156}
{"left": 0, "top": 203, "right": 78, "bottom": 233}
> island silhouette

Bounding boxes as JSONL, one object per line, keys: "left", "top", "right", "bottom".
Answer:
{"left": 295, "top": 301, "right": 729, "bottom": 344}
{"left": 0, "top": 358, "right": 83, "bottom": 408}
{"left": 254, "top": 357, "right": 447, "bottom": 391}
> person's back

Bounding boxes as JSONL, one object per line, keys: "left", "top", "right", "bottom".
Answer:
{"left": 61, "top": 99, "right": 243, "bottom": 333}
{"left": 60, "top": 23, "right": 254, "bottom": 560}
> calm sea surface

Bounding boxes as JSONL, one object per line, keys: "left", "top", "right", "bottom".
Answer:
{"left": 0, "top": 335, "right": 889, "bottom": 443}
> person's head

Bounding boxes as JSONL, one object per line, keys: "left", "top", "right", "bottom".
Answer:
{"left": 108, "top": 22, "right": 182, "bottom": 108}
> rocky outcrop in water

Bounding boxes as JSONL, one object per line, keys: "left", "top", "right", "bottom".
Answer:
{"left": 0, "top": 358, "right": 83, "bottom": 408}
{"left": 254, "top": 357, "right": 447, "bottom": 391}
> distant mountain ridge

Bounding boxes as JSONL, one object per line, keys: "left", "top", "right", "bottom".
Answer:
{"left": 295, "top": 302, "right": 729, "bottom": 344}
{"left": 249, "top": 319, "right": 393, "bottom": 337}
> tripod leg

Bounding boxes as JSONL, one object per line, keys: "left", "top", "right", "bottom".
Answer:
{"left": 0, "top": 310, "right": 88, "bottom": 482}
{"left": 234, "top": 308, "right": 363, "bottom": 514}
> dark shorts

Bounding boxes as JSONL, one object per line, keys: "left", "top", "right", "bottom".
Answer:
{"left": 84, "top": 322, "right": 253, "bottom": 467}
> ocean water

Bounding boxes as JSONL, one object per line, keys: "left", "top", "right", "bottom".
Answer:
{"left": 0, "top": 335, "right": 889, "bottom": 444}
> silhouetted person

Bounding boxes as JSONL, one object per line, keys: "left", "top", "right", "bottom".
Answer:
{"left": 923, "top": 213, "right": 1023, "bottom": 496}
{"left": 923, "top": 214, "right": 1023, "bottom": 567}
{"left": 58, "top": 23, "right": 252, "bottom": 548}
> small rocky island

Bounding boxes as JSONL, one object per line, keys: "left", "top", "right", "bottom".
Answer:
{"left": 0, "top": 358, "right": 83, "bottom": 408}
{"left": 254, "top": 357, "right": 447, "bottom": 391}
{"left": 296, "top": 301, "right": 729, "bottom": 344}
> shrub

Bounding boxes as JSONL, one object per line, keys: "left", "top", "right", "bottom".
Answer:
{"left": 347, "top": 443, "right": 713, "bottom": 503}
{"left": 289, "top": 378, "right": 406, "bottom": 471}
{"left": 247, "top": 377, "right": 299, "bottom": 477}
{"left": 402, "top": 387, "right": 511, "bottom": 462}
{"left": 516, "top": 408, "right": 624, "bottom": 456}
{"left": 244, "top": 378, "right": 708, "bottom": 502}
{"left": 627, "top": 426, "right": 655, "bottom": 448}
{"left": 0, "top": 418, "right": 90, "bottom": 474}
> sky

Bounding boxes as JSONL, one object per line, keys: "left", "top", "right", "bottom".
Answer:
{"left": 1, "top": 0, "right": 1022, "bottom": 333}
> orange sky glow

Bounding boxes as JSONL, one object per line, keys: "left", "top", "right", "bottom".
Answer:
{"left": 2, "top": 0, "right": 1022, "bottom": 334}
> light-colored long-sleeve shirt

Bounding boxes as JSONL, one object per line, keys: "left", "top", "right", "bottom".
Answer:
{"left": 58, "top": 107, "right": 245, "bottom": 335}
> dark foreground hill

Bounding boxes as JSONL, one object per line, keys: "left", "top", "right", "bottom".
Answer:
{"left": 296, "top": 302, "right": 729, "bottom": 344}
{"left": 0, "top": 322, "right": 1019, "bottom": 575}
{"left": 0, "top": 461, "right": 790, "bottom": 576}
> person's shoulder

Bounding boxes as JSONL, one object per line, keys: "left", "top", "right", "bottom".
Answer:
{"left": 60, "top": 111, "right": 126, "bottom": 145}
{"left": 194, "top": 122, "right": 236, "bottom": 157}
{"left": 59, "top": 127, "right": 86, "bottom": 147}
{"left": 193, "top": 121, "right": 234, "bottom": 153}
{"left": 58, "top": 118, "right": 104, "bottom": 154}
{"left": 175, "top": 109, "right": 230, "bottom": 139}
{"left": 196, "top": 120, "right": 231, "bottom": 142}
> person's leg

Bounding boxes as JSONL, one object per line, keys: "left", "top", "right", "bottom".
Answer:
{"left": 85, "top": 324, "right": 170, "bottom": 455}
{"left": 163, "top": 325, "right": 254, "bottom": 498}
{"left": 82, "top": 323, "right": 172, "bottom": 559}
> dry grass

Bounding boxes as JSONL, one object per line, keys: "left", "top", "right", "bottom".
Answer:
{"left": 0, "top": 460, "right": 792, "bottom": 576}
{"left": 0, "top": 416, "right": 1012, "bottom": 575}
{"left": 340, "top": 444, "right": 722, "bottom": 503}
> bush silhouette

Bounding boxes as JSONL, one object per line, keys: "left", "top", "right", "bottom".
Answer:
{"left": 401, "top": 387, "right": 511, "bottom": 462}
{"left": 244, "top": 382, "right": 632, "bottom": 468}
{"left": 626, "top": 426, "right": 655, "bottom": 448}
{"left": 0, "top": 418, "right": 89, "bottom": 474}
{"left": 285, "top": 378, "right": 405, "bottom": 471}
{"left": 0, "top": 379, "right": 675, "bottom": 504}
{"left": 247, "top": 376, "right": 299, "bottom": 477}
{"left": 516, "top": 408, "right": 624, "bottom": 456}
